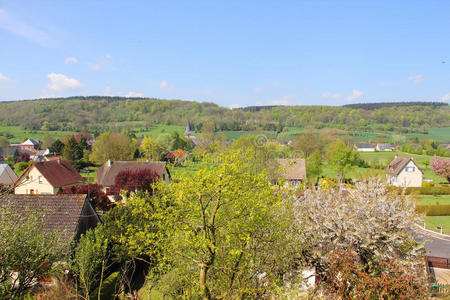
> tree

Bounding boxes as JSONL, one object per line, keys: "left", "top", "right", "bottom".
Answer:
{"left": 60, "top": 184, "right": 113, "bottom": 211}
{"left": 0, "top": 207, "right": 65, "bottom": 298}
{"left": 306, "top": 149, "right": 322, "bottom": 183}
{"left": 89, "top": 132, "right": 137, "bottom": 165}
{"left": 140, "top": 136, "right": 161, "bottom": 161}
{"left": 326, "top": 140, "right": 359, "bottom": 183}
{"left": 430, "top": 156, "right": 450, "bottom": 182}
{"left": 109, "top": 168, "right": 160, "bottom": 198}
{"left": 41, "top": 135, "right": 56, "bottom": 150}
{"left": 293, "top": 128, "right": 324, "bottom": 157}
{"left": 69, "top": 229, "right": 109, "bottom": 300}
{"left": 322, "top": 250, "right": 427, "bottom": 299}
{"left": 62, "top": 136, "right": 83, "bottom": 163}
{"left": 152, "top": 149, "right": 300, "bottom": 299}
{"left": 49, "top": 139, "right": 65, "bottom": 154}
{"left": 170, "top": 132, "right": 192, "bottom": 151}
{"left": 0, "top": 136, "right": 9, "bottom": 159}
{"left": 15, "top": 152, "right": 30, "bottom": 163}
{"left": 293, "top": 179, "right": 423, "bottom": 281}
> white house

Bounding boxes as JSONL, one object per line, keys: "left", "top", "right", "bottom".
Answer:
{"left": 354, "top": 143, "right": 376, "bottom": 152}
{"left": 376, "top": 143, "right": 395, "bottom": 151}
{"left": 14, "top": 159, "right": 85, "bottom": 195}
{"left": 0, "top": 164, "right": 18, "bottom": 185}
{"left": 386, "top": 156, "right": 423, "bottom": 187}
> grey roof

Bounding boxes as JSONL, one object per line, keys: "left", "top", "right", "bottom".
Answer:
{"left": 185, "top": 120, "right": 195, "bottom": 137}
{"left": 387, "top": 156, "right": 423, "bottom": 176}
{"left": 377, "top": 143, "right": 394, "bottom": 150}
{"left": 355, "top": 143, "right": 375, "bottom": 149}
{"left": 0, "top": 164, "right": 18, "bottom": 185}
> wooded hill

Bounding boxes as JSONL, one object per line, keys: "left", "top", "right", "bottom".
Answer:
{"left": 0, "top": 97, "right": 448, "bottom": 135}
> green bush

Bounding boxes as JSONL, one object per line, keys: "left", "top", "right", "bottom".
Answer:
{"left": 416, "top": 204, "right": 450, "bottom": 216}
{"left": 388, "top": 185, "right": 450, "bottom": 195}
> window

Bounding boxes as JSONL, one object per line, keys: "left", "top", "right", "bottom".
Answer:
{"left": 405, "top": 167, "right": 415, "bottom": 172}
{"left": 39, "top": 176, "right": 43, "bottom": 183}
{"left": 30, "top": 189, "right": 35, "bottom": 195}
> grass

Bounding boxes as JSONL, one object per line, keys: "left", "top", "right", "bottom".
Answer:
{"left": 221, "top": 130, "right": 278, "bottom": 140}
{"left": 0, "top": 125, "right": 77, "bottom": 143}
{"left": 418, "top": 195, "right": 450, "bottom": 205}
{"left": 423, "top": 216, "right": 450, "bottom": 235}
{"left": 135, "top": 124, "right": 184, "bottom": 138}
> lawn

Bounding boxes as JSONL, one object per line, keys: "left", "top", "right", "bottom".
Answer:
{"left": 135, "top": 124, "right": 184, "bottom": 138}
{"left": 0, "top": 125, "right": 77, "bottom": 143}
{"left": 418, "top": 195, "right": 450, "bottom": 206}
{"left": 423, "top": 216, "right": 450, "bottom": 235}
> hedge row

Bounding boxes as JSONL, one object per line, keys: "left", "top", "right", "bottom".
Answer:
{"left": 388, "top": 185, "right": 450, "bottom": 195}
{"left": 416, "top": 204, "right": 450, "bottom": 216}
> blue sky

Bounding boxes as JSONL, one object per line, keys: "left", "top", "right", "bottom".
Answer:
{"left": 1, "top": 1, "right": 450, "bottom": 107}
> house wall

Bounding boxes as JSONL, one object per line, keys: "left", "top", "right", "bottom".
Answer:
{"left": 391, "top": 161, "right": 423, "bottom": 187}
{"left": 357, "top": 148, "right": 375, "bottom": 152}
{"left": 14, "top": 166, "right": 57, "bottom": 194}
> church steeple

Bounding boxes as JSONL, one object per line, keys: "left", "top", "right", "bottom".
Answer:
{"left": 185, "top": 120, "right": 194, "bottom": 137}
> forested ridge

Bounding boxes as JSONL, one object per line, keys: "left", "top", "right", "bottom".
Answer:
{"left": 0, "top": 97, "right": 448, "bottom": 134}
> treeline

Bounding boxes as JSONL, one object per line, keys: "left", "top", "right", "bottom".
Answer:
{"left": 344, "top": 101, "right": 447, "bottom": 110}
{"left": 0, "top": 97, "right": 448, "bottom": 134}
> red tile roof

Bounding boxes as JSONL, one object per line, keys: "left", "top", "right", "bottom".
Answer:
{"left": 16, "top": 159, "right": 85, "bottom": 187}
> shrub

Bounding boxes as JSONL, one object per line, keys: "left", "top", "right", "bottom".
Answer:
{"left": 416, "top": 204, "right": 450, "bottom": 216}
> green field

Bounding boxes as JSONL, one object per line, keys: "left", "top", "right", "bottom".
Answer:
{"left": 418, "top": 195, "right": 450, "bottom": 205}
{"left": 423, "top": 216, "right": 450, "bottom": 235}
{"left": 0, "top": 125, "right": 77, "bottom": 143}
{"left": 135, "top": 124, "right": 184, "bottom": 138}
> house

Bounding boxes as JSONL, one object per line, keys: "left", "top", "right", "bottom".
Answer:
{"left": 354, "top": 143, "right": 376, "bottom": 152}
{"left": 96, "top": 160, "right": 170, "bottom": 193}
{"left": 386, "top": 156, "right": 423, "bottom": 187}
{"left": 376, "top": 143, "right": 395, "bottom": 151}
{"left": 0, "top": 164, "right": 18, "bottom": 185}
{"left": 0, "top": 194, "right": 99, "bottom": 245}
{"left": 18, "top": 138, "right": 41, "bottom": 152}
{"left": 184, "top": 120, "right": 203, "bottom": 146}
{"left": 14, "top": 159, "right": 85, "bottom": 195}
{"left": 276, "top": 158, "right": 306, "bottom": 186}
{"left": 31, "top": 148, "right": 50, "bottom": 161}
{"left": 440, "top": 141, "right": 450, "bottom": 150}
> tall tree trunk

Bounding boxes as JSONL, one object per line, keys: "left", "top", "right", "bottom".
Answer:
{"left": 199, "top": 263, "right": 211, "bottom": 300}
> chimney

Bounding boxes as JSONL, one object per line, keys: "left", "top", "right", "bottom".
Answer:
{"left": 57, "top": 158, "right": 61, "bottom": 164}
{"left": 107, "top": 159, "right": 112, "bottom": 167}
{"left": 394, "top": 155, "right": 398, "bottom": 158}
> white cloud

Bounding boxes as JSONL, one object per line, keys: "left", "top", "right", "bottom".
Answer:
{"left": 346, "top": 89, "right": 364, "bottom": 102}
{"left": 0, "top": 73, "right": 10, "bottom": 82}
{"left": 159, "top": 80, "right": 175, "bottom": 90}
{"left": 0, "top": 9, "right": 51, "bottom": 46}
{"left": 441, "top": 93, "right": 450, "bottom": 102}
{"left": 126, "top": 91, "right": 144, "bottom": 98}
{"left": 47, "top": 73, "right": 83, "bottom": 91}
{"left": 323, "top": 91, "right": 342, "bottom": 99}
{"left": 408, "top": 74, "right": 425, "bottom": 84}
{"left": 252, "top": 87, "right": 264, "bottom": 94}
{"left": 64, "top": 57, "right": 78, "bottom": 64}
{"left": 270, "top": 94, "right": 294, "bottom": 105}
{"left": 90, "top": 53, "right": 114, "bottom": 71}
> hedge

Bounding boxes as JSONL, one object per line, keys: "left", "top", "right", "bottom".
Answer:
{"left": 388, "top": 185, "right": 450, "bottom": 195}
{"left": 416, "top": 204, "right": 450, "bottom": 216}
